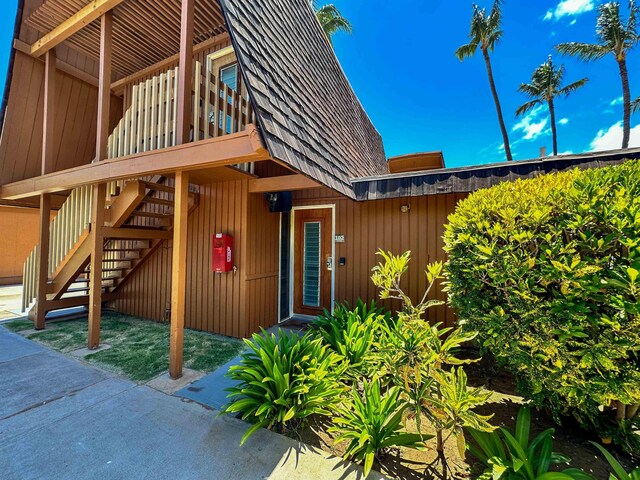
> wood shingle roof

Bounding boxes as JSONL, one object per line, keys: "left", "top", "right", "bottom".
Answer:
{"left": 220, "top": 0, "right": 388, "bottom": 198}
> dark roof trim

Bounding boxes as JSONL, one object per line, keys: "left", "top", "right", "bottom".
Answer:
{"left": 352, "top": 148, "right": 640, "bottom": 201}
{"left": 0, "top": 0, "right": 24, "bottom": 140}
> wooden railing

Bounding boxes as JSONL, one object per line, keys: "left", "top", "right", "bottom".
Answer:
{"left": 22, "top": 185, "right": 94, "bottom": 311}
{"left": 108, "top": 60, "right": 254, "bottom": 159}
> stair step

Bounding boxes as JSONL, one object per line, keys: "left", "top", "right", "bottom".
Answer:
{"left": 104, "top": 246, "right": 146, "bottom": 252}
{"left": 66, "top": 286, "right": 109, "bottom": 294}
{"left": 142, "top": 181, "right": 175, "bottom": 193}
{"left": 131, "top": 210, "right": 172, "bottom": 219}
{"left": 144, "top": 197, "right": 174, "bottom": 207}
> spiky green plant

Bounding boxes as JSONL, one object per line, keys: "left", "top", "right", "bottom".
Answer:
{"left": 467, "top": 406, "right": 593, "bottom": 480}
{"left": 313, "top": 2, "right": 352, "bottom": 44}
{"left": 329, "top": 379, "right": 432, "bottom": 477}
{"left": 222, "top": 329, "right": 345, "bottom": 445}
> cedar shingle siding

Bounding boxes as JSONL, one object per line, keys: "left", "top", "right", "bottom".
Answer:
{"left": 221, "top": 0, "right": 388, "bottom": 198}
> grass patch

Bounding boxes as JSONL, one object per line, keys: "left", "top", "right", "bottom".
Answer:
{"left": 1, "top": 318, "right": 34, "bottom": 333}
{"left": 27, "top": 312, "right": 245, "bottom": 382}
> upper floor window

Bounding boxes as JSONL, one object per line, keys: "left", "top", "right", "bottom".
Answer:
{"left": 220, "top": 63, "right": 239, "bottom": 91}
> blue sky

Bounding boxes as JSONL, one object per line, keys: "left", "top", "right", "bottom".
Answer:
{"left": 0, "top": 0, "right": 638, "bottom": 168}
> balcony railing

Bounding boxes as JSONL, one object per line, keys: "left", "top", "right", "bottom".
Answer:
{"left": 107, "top": 60, "right": 255, "bottom": 160}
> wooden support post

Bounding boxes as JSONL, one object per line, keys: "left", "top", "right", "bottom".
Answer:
{"left": 42, "top": 50, "right": 56, "bottom": 175}
{"left": 88, "top": 183, "right": 106, "bottom": 349}
{"left": 176, "top": 0, "right": 194, "bottom": 145}
{"left": 169, "top": 171, "right": 189, "bottom": 378}
{"left": 34, "top": 194, "right": 51, "bottom": 329}
{"left": 96, "top": 12, "right": 113, "bottom": 162}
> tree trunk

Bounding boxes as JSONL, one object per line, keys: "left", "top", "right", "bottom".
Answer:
{"left": 618, "top": 58, "right": 631, "bottom": 149}
{"left": 548, "top": 98, "right": 558, "bottom": 156}
{"left": 482, "top": 48, "right": 513, "bottom": 161}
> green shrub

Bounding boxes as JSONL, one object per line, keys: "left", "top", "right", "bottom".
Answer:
{"left": 329, "top": 379, "right": 431, "bottom": 477}
{"left": 372, "top": 250, "right": 495, "bottom": 455}
{"left": 222, "top": 329, "right": 345, "bottom": 444}
{"left": 444, "top": 161, "right": 640, "bottom": 452}
{"left": 467, "top": 406, "right": 592, "bottom": 480}
{"left": 310, "top": 300, "right": 390, "bottom": 375}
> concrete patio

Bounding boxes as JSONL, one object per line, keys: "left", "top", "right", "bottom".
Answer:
{"left": 0, "top": 325, "right": 381, "bottom": 480}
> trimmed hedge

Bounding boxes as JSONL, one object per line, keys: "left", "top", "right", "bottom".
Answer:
{"left": 443, "top": 161, "right": 640, "bottom": 452}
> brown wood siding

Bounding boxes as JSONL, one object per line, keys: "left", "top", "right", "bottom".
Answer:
{"left": 292, "top": 188, "right": 468, "bottom": 327}
{"left": 0, "top": 205, "right": 56, "bottom": 285}
{"left": 0, "top": 51, "right": 122, "bottom": 185}
{"left": 109, "top": 180, "right": 280, "bottom": 338}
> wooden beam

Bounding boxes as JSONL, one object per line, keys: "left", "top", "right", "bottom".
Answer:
{"left": 30, "top": 0, "right": 126, "bottom": 58}
{"left": 14, "top": 40, "right": 99, "bottom": 88}
{"left": 248, "top": 174, "right": 321, "bottom": 193}
{"left": 88, "top": 183, "right": 106, "bottom": 349}
{"left": 0, "top": 126, "right": 269, "bottom": 200}
{"left": 101, "top": 227, "right": 173, "bottom": 240}
{"left": 40, "top": 292, "right": 116, "bottom": 311}
{"left": 110, "top": 33, "right": 230, "bottom": 94}
{"left": 176, "top": 0, "right": 195, "bottom": 145}
{"left": 96, "top": 12, "right": 113, "bottom": 162}
{"left": 34, "top": 194, "right": 51, "bottom": 329}
{"left": 169, "top": 170, "right": 189, "bottom": 379}
{"left": 105, "top": 180, "right": 146, "bottom": 227}
{"left": 42, "top": 50, "right": 56, "bottom": 175}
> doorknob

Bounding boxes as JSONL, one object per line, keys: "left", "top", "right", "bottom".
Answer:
{"left": 326, "top": 256, "right": 333, "bottom": 271}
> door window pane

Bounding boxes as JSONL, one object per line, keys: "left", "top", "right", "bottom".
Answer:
{"left": 303, "top": 222, "right": 321, "bottom": 307}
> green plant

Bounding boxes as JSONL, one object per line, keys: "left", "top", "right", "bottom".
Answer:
{"left": 591, "top": 442, "right": 640, "bottom": 479}
{"left": 372, "top": 250, "right": 495, "bottom": 455}
{"left": 310, "top": 300, "right": 390, "bottom": 377}
{"left": 329, "top": 379, "right": 431, "bottom": 477}
{"left": 467, "top": 406, "right": 592, "bottom": 480}
{"left": 444, "top": 161, "right": 640, "bottom": 453}
{"left": 222, "top": 329, "right": 345, "bottom": 445}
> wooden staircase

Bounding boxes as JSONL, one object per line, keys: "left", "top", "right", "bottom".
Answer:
{"left": 22, "top": 178, "right": 198, "bottom": 317}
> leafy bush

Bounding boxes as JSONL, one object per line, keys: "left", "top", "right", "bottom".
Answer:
{"left": 310, "top": 300, "right": 390, "bottom": 374}
{"left": 329, "top": 379, "right": 431, "bottom": 477}
{"left": 222, "top": 329, "right": 345, "bottom": 444}
{"left": 372, "top": 250, "right": 495, "bottom": 455}
{"left": 444, "top": 161, "right": 640, "bottom": 452}
{"left": 467, "top": 406, "right": 591, "bottom": 480}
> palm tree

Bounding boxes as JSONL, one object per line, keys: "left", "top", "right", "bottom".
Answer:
{"left": 556, "top": 1, "right": 640, "bottom": 149}
{"left": 314, "top": 3, "right": 352, "bottom": 44}
{"left": 456, "top": 0, "right": 513, "bottom": 162}
{"left": 516, "top": 56, "right": 588, "bottom": 155}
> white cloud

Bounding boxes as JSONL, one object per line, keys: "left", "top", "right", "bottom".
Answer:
{"left": 610, "top": 96, "right": 623, "bottom": 106}
{"left": 513, "top": 105, "right": 550, "bottom": 141}
{"left": 544, "top": 0, "right": 594, "bottom": 21}
{"left": 590, "top": 122, "right": 640, "bottom": 151}
{"left": 558, "top": 118, "right": 569, "bottom": 125}
{"left": 558, "top": 150, "right": 574, "bottom": 155}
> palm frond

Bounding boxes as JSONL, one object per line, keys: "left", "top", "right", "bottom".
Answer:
{"left": 556, "top": 42, "right": 609, "bottom": 61}
{"left": 516, "top": 99, "right": 543, "bottom": 117}
{"left": 518, "top": 82, "right": 543, "bottom": 99}
{"left": 455, "top": 42, "right": 478, "bottom": 60}
{"left": 315, "top": 4, "right": 352, "bottom": 42}
{"left": 632, "top": 96, "right": 640, "bottom": 114}
{"left": 558, "top": 78, "right": 589, "bottom": 97}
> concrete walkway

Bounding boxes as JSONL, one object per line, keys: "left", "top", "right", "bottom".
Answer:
{"left": 0, "top": 326, "right": 381, "bottom": 480}
{"left": 0, "top": 285, "right": 23, "bottom": 320}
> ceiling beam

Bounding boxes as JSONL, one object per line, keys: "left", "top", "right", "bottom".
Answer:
{"left": 30, "top": 0, "right": 126, "bottom": 58}
{"left": 0, "top": 126, "right": 269, "bottom": 200}
{"left": 248, "top": 175, "right": 321, "bottom": 193}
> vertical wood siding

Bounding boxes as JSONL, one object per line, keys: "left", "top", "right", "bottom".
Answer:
{"left": 292, "top": 188, "right": 468, "bottom": 327}
{"left": 0, "top": 51, "right": 122, "bottom": 185}
{"left": 110, "top": 181, "right": 280, "bottom": 338}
